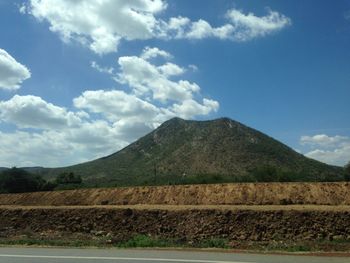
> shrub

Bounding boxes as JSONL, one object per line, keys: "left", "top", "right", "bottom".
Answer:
{"left": 345, "top": 162, "right": 350, "bottom": 181}
{"left": 55, "top": 172, "right": 82, "bottom": 185}
{"left": 0, "top": 167, "right": 52, "bottom": 193}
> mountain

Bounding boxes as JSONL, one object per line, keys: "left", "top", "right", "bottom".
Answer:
{"left": 0, "top": 167, "right": 49, "bottom": 174}
{"left": 40, "top": 117, "right": 343, "bottom": 186}
{"left": 22, "top": 167, "right": 48, "bottom": 174}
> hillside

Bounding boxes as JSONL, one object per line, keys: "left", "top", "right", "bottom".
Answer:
{"left": 38, "top": 117, "right": 343, "bottom": 186}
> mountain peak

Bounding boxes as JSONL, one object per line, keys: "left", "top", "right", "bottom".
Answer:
{"left": 43, "top": 117, "right": 343, "bottom": 185}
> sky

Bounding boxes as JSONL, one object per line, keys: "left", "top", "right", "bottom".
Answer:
{"left": 0, "top": 0, "right": 349, "bottom": 168}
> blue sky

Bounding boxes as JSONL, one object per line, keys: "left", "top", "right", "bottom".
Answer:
{"left": 0, "top": 0, "right": 349, "bottom": 167}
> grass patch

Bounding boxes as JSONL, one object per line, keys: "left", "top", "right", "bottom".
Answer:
{"left": 1, "top": 236, "right": 350, "bottom": 252}
{"left": 286, "top": 245, "right": 311, "bottom": 252}
{"left": 0, "top": 238, "right": 94, "bottom": 247}
{"left": 198, "top": 238, "right": 229, "bottom": 249}
{"left": 116, "top": 235, "right": 178, "bottom": 248}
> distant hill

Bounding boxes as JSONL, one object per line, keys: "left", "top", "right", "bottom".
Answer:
{"left": 39, "top": 117, "right": 343, "bottom": 186}
{"left": 0, "top": 167, "right": 49, "bottom": 174}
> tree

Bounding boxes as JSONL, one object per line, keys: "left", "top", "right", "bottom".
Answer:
{"left": 55, "top": 172, "right": 82, "bottom": 185}
{"left": 251, "top": 165, "right": 279, "bottom": 182}
{"left": 0, "top": 167, "right": 52, "bottom": 193}
{"left": 345, "top": 162, "right": 350, "bottom": 181}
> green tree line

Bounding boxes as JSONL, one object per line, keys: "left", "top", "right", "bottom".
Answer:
{"left": 0, "top": 168, "right": 83, "bottom": 193}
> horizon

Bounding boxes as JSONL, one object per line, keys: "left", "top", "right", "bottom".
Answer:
{"left": 0, "top": 0, "right": 349, "bottom": 167}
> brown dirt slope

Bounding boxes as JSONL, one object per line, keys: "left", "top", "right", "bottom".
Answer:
{"left": 1, "top": 207, "right": 350, "bottom": 245}
{"left": 1, "top": 182, "right": 349, "bottom": 206}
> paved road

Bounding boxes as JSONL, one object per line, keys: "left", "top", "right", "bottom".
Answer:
{"left": 0, "top": 247, "right": 348, "bottom": 263}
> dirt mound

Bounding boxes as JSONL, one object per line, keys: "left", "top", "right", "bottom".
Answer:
{"left": 0, "top": 182, "right": 350, "bottom": 206}
{"left": 0, "top": 207, "right": 349, "bottom": 245}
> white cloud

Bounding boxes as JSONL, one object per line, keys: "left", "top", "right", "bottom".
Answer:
{"left": 167, "top": 8, "right": 290, "bottom": 41}
{"left": 140, "top": 46, "right": 172, "bottom": 60}
{"left": 28, "top": 0, "right": 167, "bottom": 54}
{"left": 116, "top": 54, "right": 200, "bottom": 102}
{"left": 226, "top": 8, "right": 291, "bottom": 41}
{"left": 0, "top": 95, "right": 82, "bottom": 130}
{"left": 166, "top": 16, "right": 191, "bottom": 38}
{"left": 91, "top": 61, "right": 114, "bottom": 75}
{"left": 26, "top": 1, "right": 291, "bottom": 54}
{"left": 300, "top": 134, "right": 350, "bottom": 166}
{"left": 188, "top": 64, "right": 198, "bottom": 72}
{"left": 158, "top": 63, "right": 185, "bottom": 77}
{"left": 18, "top": 3, "right": 27, "bottom": 14}
{"left": 0, "top": 124, "right": 128, "bottom": 167}
{"left": 301, "top": 134, "right": 348, "bottom": 148}
{"left": 185, "top": 19, "right": 216, "bottom": 39}
{"left": 171, "top": 98, "right": 219, "bottom": 119}
{"left": 305, "top": 147, "right": 350, "bottom": 167}
{"left": 0, "top": 47, "right": 219, "bottom": 167}
{"left": 0, "top": 130, "right": 73, "bottom": 167}
{"left": 73, "top": 90, "right": 160, "bottom": 122}
{"left": 0, "top": 48, "right": 31, "bottom": 90}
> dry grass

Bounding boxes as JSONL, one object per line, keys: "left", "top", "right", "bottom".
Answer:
{"left": 0, "top": 182, "right": 350, "bottom": 207}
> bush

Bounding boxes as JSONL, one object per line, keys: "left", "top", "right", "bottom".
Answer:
{"left": 199, "top": 238, "right": 229, "bottom": 248}
{"left": 345, "top": 162, "right": 350, "bottom": 181}
{"left": 249, "top": 165, "right": 325, "bottom": 182}
{"left": 55, "top": 172, "right": 82, "bottom": 185}
{"left": 118, "top": 235, "right": 170, "bottom": 248}
{"left": 251, "top": 165, "right": 279, "bottom": 182}
{"left": 0, "top": 167, "right": 53, "bottom": 193}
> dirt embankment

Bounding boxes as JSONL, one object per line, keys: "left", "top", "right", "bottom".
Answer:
{"left": 1, "top": 183, "right": 350, "bottom": 250}
{"left": 0, "top": 182, "right": 349, "bottom": 206}
{"left": 0, "top": 207, "right": 349, "bottom": 245}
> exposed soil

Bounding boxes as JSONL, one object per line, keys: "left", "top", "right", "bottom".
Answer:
{"left": 0, "top": 206, "right": 349, "bottom": 250}
{"left": 0, "top": 182, "right": 349, "bottom": 206}
{"left": 1, "top": 204, "right": 350, "bottom": 211}
{"left": 1, "top": 183, "right": 350, "bottom": 251}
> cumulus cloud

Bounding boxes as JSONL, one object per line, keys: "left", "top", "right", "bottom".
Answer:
{"left": 0, "top": 48, "right": 31, "bottom": 90}
{"left": 0, "top": 124, "right": 128, "bottom": 167}
{"left": 225, "top": 8, "right": 291, "bottom": 41}
{"left": 0, "top": 130, "right": 73, "bottom": 167}
{"left": 172, "top": 99, "right": 219, "bottom": 119}
{"left": 0, "top": 95, "right": 81, "bottom": 130}
{"left": 73, "top": 90, "right": 160, "bottom": 122}
{"left": 0, "top": 47, "right": 218, "bottom": 167}
{"left": 26, "top": 1, "right": 291, "bottom": 54}
{"left": 168, "top": 9, "right": 291, "bottom": 41}
{"left": 76, "top": 47, "right": 218, "bottom": 137}
{"left": 158, "top": 63, "right": 185, "bottom": 77}
{"left": 140, "top": 46, "right": 172, "bottom": 60}
{"left": 117, "top": 55, "right": 200, "bottom": 102}
{"left": 27, "top": 0, "right": 166, "bottom": 54}
{"left": 300, "top": 134, "right": 350, "bottom": 166}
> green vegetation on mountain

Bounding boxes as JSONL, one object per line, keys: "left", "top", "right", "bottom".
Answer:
{"left": 345, "top": 162, "right": 350, "bottom": 181}
{"left": 39, "top": 117, "right": 344, "bottom": 187}
{"left": 0, "top": 168, "right": 54, "bottom": 193}
{"left": 54, "top": 172, "right": 83, "bottom": 190}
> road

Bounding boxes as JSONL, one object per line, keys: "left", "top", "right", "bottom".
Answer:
{"left": 0, "top": 247, "right": 348, "bottom": 263}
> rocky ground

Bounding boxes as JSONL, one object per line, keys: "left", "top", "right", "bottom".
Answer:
{"left": 1, "top": 183, "right": 350, "bottom": 251}
{"left": 0, "top": 206, "right": 350, "bottom": 251}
